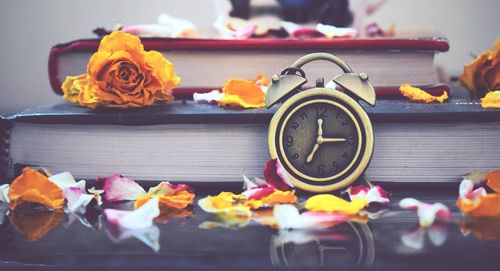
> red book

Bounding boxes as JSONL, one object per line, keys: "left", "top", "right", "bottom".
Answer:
{"left": 49, "top": 37, "right": 450, "bottom": 99}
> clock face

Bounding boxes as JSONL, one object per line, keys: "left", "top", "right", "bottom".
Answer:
{"left": 269, "top": 89, "right": 373, "bottom": 191}
{"left": 279, "top": 99, "right": 362, "bottom": 181}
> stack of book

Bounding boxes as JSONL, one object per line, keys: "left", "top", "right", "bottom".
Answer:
{"left": 2, "top": 37, "right": 499, "bottom": 185}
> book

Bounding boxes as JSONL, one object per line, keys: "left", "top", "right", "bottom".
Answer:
{"left": 3, "top": 95, "right": 499, "bottom": 184}
{"left": 49, "top": 37, "right": 450, "bottom": 99}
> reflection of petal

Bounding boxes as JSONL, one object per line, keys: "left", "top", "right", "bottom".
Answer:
{"left": 104, "top": 197, "right": 159, "bottom": 229}
{"left": 0, "top": 202, "right": 8, "bottom": 225}
{"left": 100, "top": 174, "right": 146, "bottom": 201}
{"left": 274, "top": 204, "right": 348, "bottom": 230}
{"left": 105, "top": 222, "right": 160, "bottom": 252}
{"left": 459, "top": 217, "right": 500, "bottom": 240}
{"left": 0, "top": 184, "right": 9, "bottom": 203}
{"left": 427, "top": 222, "right": 449, "bottom": 247}
{"left": 401, "top": 226, "right": 425, "bottom": 250}
{"left": 9, "top": 208, "right": 64, "bottom": 241}
{"left": 154, "top": 206, "right": 193, "bottom": 223}
{"left": 399, "top": 198, "right": 451, "bottom": 227}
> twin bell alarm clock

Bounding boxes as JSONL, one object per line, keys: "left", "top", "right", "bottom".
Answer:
{"left": 266, "top": 53, "right": 376, "bottom": 192}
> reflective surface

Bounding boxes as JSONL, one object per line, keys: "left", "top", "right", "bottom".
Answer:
{"left": 1, "top": 186, "right": 500, "bottom": 271}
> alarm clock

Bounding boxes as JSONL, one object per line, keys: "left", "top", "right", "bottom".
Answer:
{"left": 266, "top": 53, "right": 376, "bottom": 192}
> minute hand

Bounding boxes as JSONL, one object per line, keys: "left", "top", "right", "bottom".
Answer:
{"left": 320, "top": 137, "right": 347, "bottom": 143}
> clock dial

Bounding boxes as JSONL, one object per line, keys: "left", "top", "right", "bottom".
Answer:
{"left": 279, "top": 99, "right": 362, "bottom": 181}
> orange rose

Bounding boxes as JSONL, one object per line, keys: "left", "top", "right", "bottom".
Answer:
{"left": 459, "top": 39, "right": 499, "bottom": 98}
{"left": 62, "top": 31, "right": 180, "bottom": 108}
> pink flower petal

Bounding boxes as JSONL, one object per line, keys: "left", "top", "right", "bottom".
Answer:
{"left": 399, "top": 198, "right": 451, "bottom": 227}
{"left": 346, "top": 185, "right": 390, "bottom": 205}
{"left": 458, "top": 179, "right": 487, "bottom": 202}
{"left": 63, "top": 187, "right": 94, "bottom": 213}
{"left": 264, "top": 159, "right": 293, "bottom": 191}
{"left": 100, "top": 174, "right": 146, "bottom": 201}
{"left": 104, "top": 197, "right": 159, "bottom": 229}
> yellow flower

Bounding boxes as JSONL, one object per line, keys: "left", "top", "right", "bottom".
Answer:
{"left": 305, "top": 194, "right": 368, "bottom": 215}
{"left": 62, "top": 31, "right": 180, "bottom": 108}
{"left": 481, "top": 91, "right": 500, "bottom": 108}
{"left": 399, "top": 83, "right": 448, "bottom": 103}
{"left": 218, "top": 77, "right": 266, "bottom": 109}
{"left": 459, "top": 39, "right": 500, "bottom": 98}
{"left": 61, "top": 74, "right": 89, "bottom": 104}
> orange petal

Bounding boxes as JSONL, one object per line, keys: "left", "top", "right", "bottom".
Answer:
{"left": 459, "top": 52, "right": 490, "bottom": 95}
{"left": 219, "top": 78, "right": 265, "bottom": 108}
{"left": 134, "top": 190, "right": 194, "bottom": 210}
{"left": 97, "top": 31, "right": 145, "bottom": 56}
{"left": 8, "top": 168, "right": 64, "bottom": 210}
{"left": 481, "top": 91, "right": 500, "bottom": 109}
{"left": 457, "top": 194, "right": 500, "bottom": 217}
{"left": 485, "top": 170, "right": 500, "bottom": 193}
{"left": 399, "top": 83, "right": 448, "bottom": 103}
{"left": 10, "top": 208, "right": 64, "bottom": 241}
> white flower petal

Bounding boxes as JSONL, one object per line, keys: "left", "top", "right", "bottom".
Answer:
{"left": 316, "top": 23, "right": 357, "bottom": 38}
{"left": 63, "top": 187, "right": 94, "bottom": 213}
{"left": 401, "top": 227, "right": 426, "bottom": 250}
{"left": 427, "top": 223, "right": 449, "bottom": 247}
{"left": 399, "top": 198, "right": 451, "bottom": 227}
{"left": 0, "top": 184, "right": 9, "bottom": 203}
{"left": 193, "top": 90, "right": 224, "bottom": 104}
{"left": 102, "top": 174, "right": 146, "bottom": 201}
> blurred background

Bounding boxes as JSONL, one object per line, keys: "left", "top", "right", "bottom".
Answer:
{"left": 0, "top": 0, "right": 498, "bottom": 114}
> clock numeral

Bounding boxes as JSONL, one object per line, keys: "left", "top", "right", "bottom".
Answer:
{"left": 291, "top": 122, "right": 299, "bottom": 130}
{"left": 291, "top": 153, "right": 299, "bottom": 160}
{"left": 316, "top": 106, "right": 328, "bottom": 118}
{"left": 342, "top": 152, "right": 349, "bottom": 159}
{"left": 285, "top": 136, "right": 294, "bottom": 147}
{"left": 341, "top": 120, "right": 349, "bottom": 127}
{"left": 317, "top": 164, "right": 326, "bottom": 175}
{"left": 347, "top": 133, "right": 355, "bottom": 145}
{"left": 300, "top": 113, "right": 308, "bottom": 120}
{"left": 332, "top": 161, "right": 339, "bottom": 169}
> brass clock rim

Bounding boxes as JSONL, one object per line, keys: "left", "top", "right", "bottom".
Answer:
{"left": 278, "top": 99, "right": 363, "bottom": 182}
{"left": 268, "top": 88, "right": 374, "bottom": 192}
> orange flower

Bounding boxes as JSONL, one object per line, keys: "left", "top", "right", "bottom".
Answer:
{"left": 62, "top": 31, "right": 180, "bottom": 108}
{"left": 456, "top": 170, "right": 500, "bottom": 217}
{"left": 399, "top": 83, "right": 448, "bottom": 103}
{"left": 456, "top": 194, "right": 500, "bottom": 217}
{"left": 459, "top": 39, "right": 500, "bottom": 98}
{"left": 481, "top": 91, "right": 500, "bottom": 109}
{"left": 218, "top": 76, "right": 267, "bottom": 109}
{"left": 8, "top": 168, "right": 64, "bottom": 210}
{"left": 305, "top": 194, "right": 368, "bottom": 215}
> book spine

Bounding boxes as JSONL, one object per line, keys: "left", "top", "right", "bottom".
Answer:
{"left": 0, "top": 121, "right": 11, "bottom": 184}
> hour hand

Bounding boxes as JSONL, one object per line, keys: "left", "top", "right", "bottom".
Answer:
{"left": 306, "top": 143, "right": 320, "bottom": 163}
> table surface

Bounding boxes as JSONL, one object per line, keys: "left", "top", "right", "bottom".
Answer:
{"left": 0, "top": 185, "right": 499, "bottom": 271}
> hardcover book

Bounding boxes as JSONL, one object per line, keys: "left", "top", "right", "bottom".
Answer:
{"left": 49, "top": 37, "right": 450, "bottom": 99}
{"left": 3, "top": 93, "right": 499, "bottom": 184}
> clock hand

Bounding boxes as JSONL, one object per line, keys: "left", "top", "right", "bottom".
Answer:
{"left": 306, "top": 143, "right": 320, "bottom": 163}
{"left": 321, "top": 137, "right": 347, "bottom": 143}
{"left": 318, "top": 118, "right": 323, "bottom": 137}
